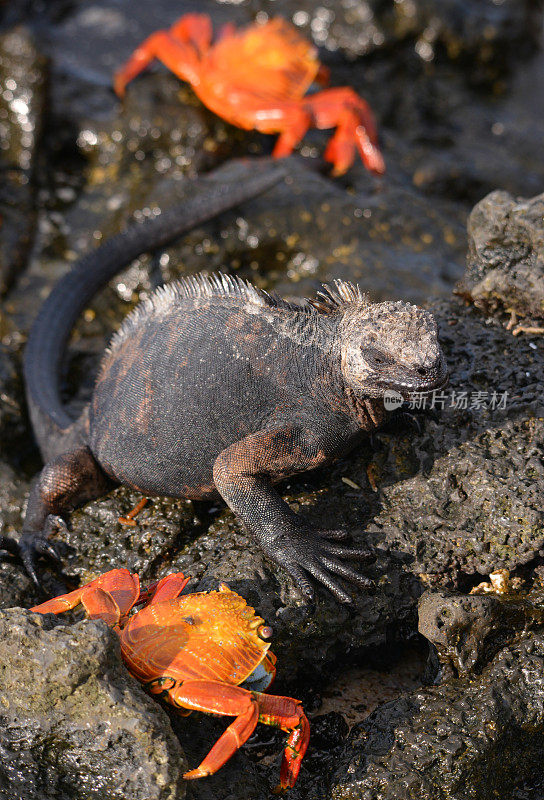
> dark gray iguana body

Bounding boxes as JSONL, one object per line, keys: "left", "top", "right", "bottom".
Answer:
{"left": 2, "top": 160, "right": 448, "bottom": 602}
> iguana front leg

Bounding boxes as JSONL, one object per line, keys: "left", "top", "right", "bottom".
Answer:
{"left": 212, "top": 427, "right": 373, "bottom": 603}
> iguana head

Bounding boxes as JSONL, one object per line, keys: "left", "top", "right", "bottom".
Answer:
{"left": 339, "top": 299, "right": 448, "bottom": 399}
{"left": 310, "top": 281, "right": 447, "bottom": 400}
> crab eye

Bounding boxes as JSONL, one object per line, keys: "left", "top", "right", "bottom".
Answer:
{"left": 361, "top": 346, "right": 393, "bottom": 368}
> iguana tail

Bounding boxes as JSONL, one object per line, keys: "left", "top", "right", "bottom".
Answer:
{"left": 24, "top": 159, "right": 285, "bottom": 457}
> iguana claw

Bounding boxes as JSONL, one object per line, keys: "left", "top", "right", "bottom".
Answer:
{"left": 0, "top": 516, "right": 65, "bottom": 590}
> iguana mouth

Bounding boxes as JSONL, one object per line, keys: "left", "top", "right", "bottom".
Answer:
{"left": 377, "top": 359, "right": 449, "bottom": 398}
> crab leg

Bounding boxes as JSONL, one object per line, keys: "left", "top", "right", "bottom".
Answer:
{"left": 169, "top": 14, "right": 212, "bottom": 56}
{"left": 270, "top": 107, "right": 313, "bottom": 159}
{"left": 31, "top": 567, "right": 140, "bottom": 619}
{"left": 169, "top": 680, "right": 259, "bottom": 779}
{"left": 114, "top": 32, "right": 200, "bottom": 96}
{"left": 303, "top": 87, "right": 385, "bottom": 175}
{"left": 136, "top": 572, "right": 190, "bottom": 606}
{"left": 167, "top": 679, "right": 308, "bottom": 788}
{"left": 216, "top": 22, "right": 237, "bottom": 42}
{"left": 251, "top": 87, "right": 384, "bottom": 176}
{"left": 78, "top": 586, "right": 122, "bottom": 626}
{"left": 31, "top": 584, "right": 121, "bottom": 626}
{"left": 114, "top": 13, "right": 210, "bottom": 96}
{"left": 256, "top": 693, "right": 310, "bottom": 790}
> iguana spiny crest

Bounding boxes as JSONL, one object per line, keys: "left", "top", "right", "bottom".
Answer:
{"left": 108, "top": 272, "right": 447, "bottom": 402}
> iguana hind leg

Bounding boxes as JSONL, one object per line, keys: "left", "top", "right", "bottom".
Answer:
{"left": 0, "top": 446, "right": 115, "bottom": 588}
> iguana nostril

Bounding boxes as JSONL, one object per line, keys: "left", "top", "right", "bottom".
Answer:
{"left": 417, "top": 366, "right": 428, "bottom": 376}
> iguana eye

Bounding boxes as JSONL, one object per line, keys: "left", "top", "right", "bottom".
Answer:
{"left": 360, "top": 346, "right": 393, "bottom": 368}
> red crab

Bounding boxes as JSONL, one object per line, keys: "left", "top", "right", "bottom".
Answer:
{"left": 31, "top": 568, "right": 309, "bottom": 791}
{"left": 114, "top": 14, "right": 385, "bottom": 176}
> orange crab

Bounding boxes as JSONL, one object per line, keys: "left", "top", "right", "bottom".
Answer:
{"left": 114, "top": 14, "right": 385, "bottom": 176}
{"left": 31, "top": 568, "right": 309, "bottom": 791}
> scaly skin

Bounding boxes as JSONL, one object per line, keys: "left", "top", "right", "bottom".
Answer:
{"left": 1, "top": 161, "right": 447, "bottom": 603}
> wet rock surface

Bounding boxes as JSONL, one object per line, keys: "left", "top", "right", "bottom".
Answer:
{"left": 330, "top": 630, "right": 544, "bottom": 800}
{"left": 0, "top": 342, "right": 29, "bottom": 461}
{"left": 0, "top": 0, "right": 543, "bottom": 798}
{"left": 0, "top": 26, "right": 46, "bottom": 295}
{"left": 418, "top": 584, "right": 544, "bottom": 679}
{"left": 0, "top": 607, "right": 186, "bottom": 800}
{"left": 329, "top": 582, "right": 544, "bottom": 800}
{"left": 461, "top": 190, "right": 544, "bottom": 328}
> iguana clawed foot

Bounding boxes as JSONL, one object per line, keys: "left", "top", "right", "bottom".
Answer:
{"left": 0, "top": 515, "right": 65, "bottom": 590}
{"left": 264, "top": 527, "right": 374, "bottom": 604}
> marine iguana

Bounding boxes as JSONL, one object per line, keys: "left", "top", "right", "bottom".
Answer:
{"left": 2, "top": 160, "right": 447, "bottom": 603}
